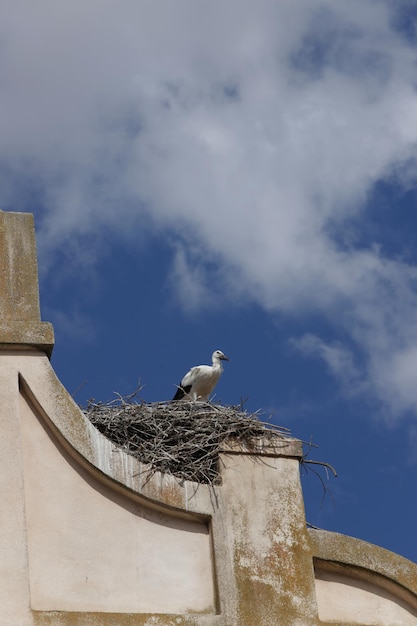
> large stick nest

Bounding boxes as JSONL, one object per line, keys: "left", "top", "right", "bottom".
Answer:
{"left": 84, "top": 393, "right": 292, "bottom": 485}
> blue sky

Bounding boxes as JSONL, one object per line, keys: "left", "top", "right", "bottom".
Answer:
{"left": 2, "top": 0, "right": 417, "bottom": 562}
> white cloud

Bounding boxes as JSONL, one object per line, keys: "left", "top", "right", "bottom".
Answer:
{"left": 290, "top": 333, "right": 364, "bottom": 394}
{"left": 169, "top": 244, "right": 214, "bottom": 314}
{"left": 2, "top": 1, "right": 417, "bottom": 417}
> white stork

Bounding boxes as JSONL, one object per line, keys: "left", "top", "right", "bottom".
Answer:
{"left": 172, "top": 349, "right": 230, "bottom": 401}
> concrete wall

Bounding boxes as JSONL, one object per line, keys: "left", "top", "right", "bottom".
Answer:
{"left": 311, "top": 530, "right": 417, "bottom": 625}
{"left": 1, "top": 210, "right": 417, "bottom": 625}
{"left": 19, "top": 386, "right": 215, "bottom": 615}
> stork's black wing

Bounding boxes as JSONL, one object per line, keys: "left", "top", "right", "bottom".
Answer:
{"left": 172, "top": 384, "right": 192, "bottom": 401}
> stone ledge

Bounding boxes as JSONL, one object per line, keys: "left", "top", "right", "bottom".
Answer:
{"left": 309, "top": 528, "right": 417, "bottom": 597}
{"left": 221, "top": 435, "right": 303, "bottom": 458}
{"left": 0, "top": 322, "right": 55, "bottom": 357}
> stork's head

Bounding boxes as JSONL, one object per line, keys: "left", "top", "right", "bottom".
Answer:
{"left": 212, "top": 349, "right": 230, "bottom": 363}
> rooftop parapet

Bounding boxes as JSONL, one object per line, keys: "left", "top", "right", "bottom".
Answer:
{"left": 0, "top": 210, "right": 416, "bottom": 625}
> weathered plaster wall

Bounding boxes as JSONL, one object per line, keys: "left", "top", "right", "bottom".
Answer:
{"left": 1, "top": 210, "right": 417, "bottom": 625}
{"left": 19, "top": 391, "right": 214, "bottom": 614}
{"left": 0, "top": 353, "right": 32, "bottom": 626}
{"left": 315, "top": 566, "right": 417, "bottom": 625}
{"left": 0, "top": 349, "right": 319, "bottom": 625}
{"left": 213, "top": 452, "right": 317, "bottom": 625}
{"left": 311, "top": 529, "right": 417, "bottom": 625}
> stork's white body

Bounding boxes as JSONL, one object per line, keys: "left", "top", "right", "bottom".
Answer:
{"left": 172, "top": 350, "right": 230, "bottom": 401}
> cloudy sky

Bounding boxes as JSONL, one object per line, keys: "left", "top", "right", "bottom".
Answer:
{"left": 3, "top": 0, "right": 417, "bottom": 561}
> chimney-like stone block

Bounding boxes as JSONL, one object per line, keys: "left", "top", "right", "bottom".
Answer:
{"left": 0, "top": 211, "right": 54, "bottom": 356}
